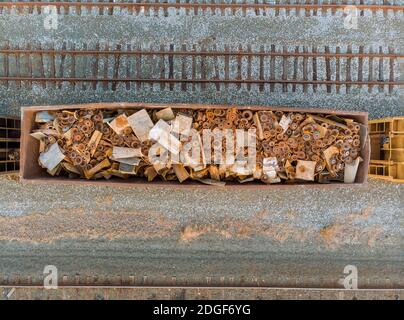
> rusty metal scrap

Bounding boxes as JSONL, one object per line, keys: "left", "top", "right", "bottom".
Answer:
{"left": 32, "top": 107, "right": 363, "bottom": 185}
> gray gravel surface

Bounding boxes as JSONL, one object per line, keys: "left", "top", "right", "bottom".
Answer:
{"left": 0, "top": 6, "right": 402, "bottom": 288}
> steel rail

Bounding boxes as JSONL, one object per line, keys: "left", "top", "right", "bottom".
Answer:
{"left": 0, "top": 76, "right": 401, "bottom": 86}
{"left": 0, "top": 1, "right": 402, "bottom": 12}
{"left": 0, "top": 48, "right": 402, "bottom": 59}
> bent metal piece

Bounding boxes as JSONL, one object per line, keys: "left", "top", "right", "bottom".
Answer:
{"left": 25, "top": 103, "right": 368, "bottom": 186}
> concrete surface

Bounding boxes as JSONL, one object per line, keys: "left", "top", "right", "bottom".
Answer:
{"left": 0, "top": 175, "right": 402, "bottom": 287}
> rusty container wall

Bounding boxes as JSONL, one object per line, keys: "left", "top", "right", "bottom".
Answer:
{"left": 0, "top": 116, "right": 20, "bottom": 175}
{"left": 20, "top": 102, "right": 369, "bottom": 189}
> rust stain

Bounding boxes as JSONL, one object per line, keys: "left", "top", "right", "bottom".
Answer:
{"left": 0, "top": 208, "right": 178, "bottom": 243}
{"left": 0, "top": 206, "right": 385, "bottom": 248}
{"left": 179, "top": 211, "right": 315, "bottom": 244}
{"left": 319, "top": 207, "right": 384, "bottom": 249}
{"left": 5, "top": 174, "right": 19, "bottom": 182}
{"left": 115, "top": 115, "right": 128, "bottom": 128}
{"left": 179, "top": 207, "right": 385, "bottom": 249}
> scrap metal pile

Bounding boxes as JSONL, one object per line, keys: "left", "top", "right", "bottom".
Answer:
{"left": 31, "top": 107, "right": 363, "bottom": 185}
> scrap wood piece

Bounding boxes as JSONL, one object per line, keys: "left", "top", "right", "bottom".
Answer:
{"left": 190, "top": 167, "right": 209, "bottom": 179}
{"left": 238, "top": 176, "right": 255, "bottom": 183}
{"left": 208, "top": 165, "right": 220, "bottom": 181}
{"left": 295, "top": 160, "right": 316, "bottom": 181}
{"left": 316, "top": 124, "right": 328, "bottom": 138}
{"left": 47, "top": 163, "right": 62, "bottom": 176}
{"left": 284, "top": 160, "right": 295, "bottom": 179}
{"left": 156, "top": 107, "right": 175, "bottom": 121}
{"left": 61, "top": 162, "right": 81, "bottom": 175}
{"left": 253, "top": 165, "right": 262, "bottom": 179}
{"left": 30, "top": 131, "right": 47, "bottom": 140}
{"left": 38, "top": 143, "right": 65, "bottom": 171}
{"left": 359, "top": 124, "right": 368, "bottom": 150}
{"left": 172, "top": 164, "right": 190, "bottom": 183}
{"left": 33, "top": 128, "right": 59, "bottom": 137}
{"left": 127, "top": 109, "right": 154, "bottom": 142}
{"left": 195, "top": 178, "right": 226, "bottom": 186}
{"left": 253, "top": 112, "right": 264, "bottom": 140}
{"left": 39, "top": 139, "right": 46, "bottom": 153}
{"left": 323, "top": 145, "right": 340, "bottom": 172}
{"left": 144, "top": 166, "right": 158, "bottom": 182}
{"left": 311, "top": 114, "right": 348, "bottom": 130}
{"left": 84, "top": 158, "right": 111, "bottom": 179}
{"left": 87, "top": 130, "right": 103, "bottom": 156}
{"left": 108, "top": 114, "right": 130, "bottom": 135}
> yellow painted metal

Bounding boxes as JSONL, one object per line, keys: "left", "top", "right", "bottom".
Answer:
{"left": 369, "top": 117, "right": 404, "bottom": 183}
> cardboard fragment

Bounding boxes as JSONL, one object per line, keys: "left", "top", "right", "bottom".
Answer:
{"left": 344, "top": 157, "right": 362, "bottom": 183}
{"left": 110, "top": 157, "right": 141, "bottom": 166}
{"left": 279, "top": 115, "right": 291, "bottom": 133}
{"left": 230, "top": 160, "right": 253, "bottom": 176}
{"left": 47, "top": 164, "right": 61, "bottom": 176}
{"left": 172, "top": 114, "right": 193, "bottom": 136}
{"left": 35, "top": 111, "right": 55, "bottom": 123}
{"left": 127, "top": 109, "right": 154, "bottom": 142}
{"left": 181, "top": 131, "right": 206, "bottom": 169}
{"left": 295, "top": 160, "right": 316, "bottom": 181}
{"left": 262, "top": 157, "right": 279, "bottom": 179}
{"left": 108, "top": 114, "right": 129, "bottom": 135}
{"left": 39, "top": 143, "right": 65, "bottom": 171}
{"left": 149, "top": 120, "right": 181, "bottom": 155}
{"left": 118, "top": 163, "right": 136, "bottom": 175}
{"left": 30, "top": 132, "right": 47, "bottom": 140}
{"left": 112, "top": 147, "right": 143, "bottom": 159}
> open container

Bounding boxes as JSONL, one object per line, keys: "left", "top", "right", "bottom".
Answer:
{"left": 20, "top": 102, "right": 370, "bottom": 188}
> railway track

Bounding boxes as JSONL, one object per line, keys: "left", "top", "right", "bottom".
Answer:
{"left": 0, "top": 0, "right": 402, "bottom": 17}
{"left": 1, "top": 285, "right": 402, "bottom": 300}
{"left": 0, "top": 42, "right": 401, "bottom": 93}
